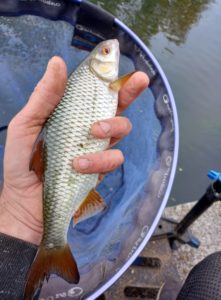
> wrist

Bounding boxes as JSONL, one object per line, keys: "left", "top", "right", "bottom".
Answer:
{"left": 0, "top": 192, "right": 43, "bottom": 246}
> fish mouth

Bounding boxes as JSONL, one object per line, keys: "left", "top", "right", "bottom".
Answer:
{"left": 112, "top": 39, "right": 120, "bottom": 63}
{"left": 100, "top": 39, "right": 119, "bottom": 47}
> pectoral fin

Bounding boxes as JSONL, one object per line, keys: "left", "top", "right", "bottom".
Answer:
{"left": 73, "top": 189, "right": 106, "bottom": 224}
{"left": 109, "top": 72, "right": 135, "bottom": 92}
{"left": 30, "top": 130, "right": 45, "bottom": 181}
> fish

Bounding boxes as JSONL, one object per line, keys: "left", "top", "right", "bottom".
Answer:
{"left": 25, "top": 39, "right": 134, "bottom": 299}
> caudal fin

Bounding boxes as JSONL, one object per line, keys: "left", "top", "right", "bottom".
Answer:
{"left": 25, "top": 244, "right": 79, "bottom": 300}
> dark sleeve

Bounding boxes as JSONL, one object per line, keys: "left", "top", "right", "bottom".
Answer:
{"left": 0, "top": 233, "right": 38, "bottom": 300}
{"left": 177, "top": 251, "right": 221, "bottom": 300}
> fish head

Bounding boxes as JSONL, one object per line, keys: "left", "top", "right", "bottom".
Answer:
{"left": 89, "top": 39, "right": 120, "bottom": 82}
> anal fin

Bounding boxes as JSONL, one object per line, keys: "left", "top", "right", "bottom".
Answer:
{"left": 73, "top": 188, "right": 106, "bottom": 225}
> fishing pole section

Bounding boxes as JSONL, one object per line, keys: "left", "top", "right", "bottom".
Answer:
{"left": 153, "top": 170, "right": 221, "bottom": 249}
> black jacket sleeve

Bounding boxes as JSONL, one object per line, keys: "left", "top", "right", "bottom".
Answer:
{"left": 0, "top": 233, "right": 38, "bottom": 300}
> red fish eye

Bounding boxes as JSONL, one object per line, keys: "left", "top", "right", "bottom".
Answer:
{"left": 102, "top": 47, "right": 110, "bottom": 55}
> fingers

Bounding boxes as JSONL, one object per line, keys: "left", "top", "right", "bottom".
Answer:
{"left": 78, "top": 72, "right": 148, "bottom": 175}
{"left": 74, "top": 116, "right": 130, "bottom": 174}
{"left": 91, "top": 116, "right": 132, "bottom": 140}
{"left": 73, "top": 149, "right": 124, "bottom": 174}
{"left": 117, "top": 71, "right": 149, "bottom": 114}
{"left": 13, "top": 56, "right": 67, "bottom": 128}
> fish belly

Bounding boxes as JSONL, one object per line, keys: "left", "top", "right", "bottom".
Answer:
{"left": 42, "top": 64, "right": 118, "bottom": 248}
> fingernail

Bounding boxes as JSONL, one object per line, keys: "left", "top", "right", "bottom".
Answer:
{"left": 47, "top": 58, "right": 54, "bottom": 68}
{"left": 77, "top": 158, "right": 90, "bottom": 170}
{"left": 47, "top": 57, "right": 61, "bottom": 71}
{"left": 99, "top": 121, "right": 111, "bottom": 134}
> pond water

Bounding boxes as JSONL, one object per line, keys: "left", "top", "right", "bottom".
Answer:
{"left": 92, "top": 0, "right": 221, "bottom": 205}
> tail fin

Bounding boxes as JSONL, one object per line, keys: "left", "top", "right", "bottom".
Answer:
{"left": 25, "top": 244, "right": 79, "bottom": 300}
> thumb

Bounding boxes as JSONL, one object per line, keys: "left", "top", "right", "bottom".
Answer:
{"left": 13, "top": 56, "right": 67, "bottom": 130}
{"left": 3, "top": 57, "right": 67, "bottom": 176}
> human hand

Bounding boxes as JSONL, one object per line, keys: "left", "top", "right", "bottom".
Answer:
{"left": 0, "top": 57, "right": 149, "bottom": 245}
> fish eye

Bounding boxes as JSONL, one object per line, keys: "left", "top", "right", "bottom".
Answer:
{"left": 101, "top": 47, "right": 111, "bottom": 55}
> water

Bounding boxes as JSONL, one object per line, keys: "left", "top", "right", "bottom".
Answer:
{"left": 92, "top": 0, "right": 221, "bottom": 205}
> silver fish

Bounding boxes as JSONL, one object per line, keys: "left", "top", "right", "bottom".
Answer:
{"left": 25, "top": 39, "right": 134, "bottom": 299}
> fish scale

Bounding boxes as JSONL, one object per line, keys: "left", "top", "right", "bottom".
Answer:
{"left": 43, "top": 63, "right": 118, "bottom": 247}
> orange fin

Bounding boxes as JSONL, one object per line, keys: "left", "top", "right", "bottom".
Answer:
{"left": 73, "top": 189, "right": 106, "bottom": 225}
{"left": 109, "top": 71, "right": 135, "bottom": 92}
{"left": 29, "top": 130, "right": 45, "bottom": 181}
{"left": 25, "top": 244, "right": 79, "bottom": 300}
